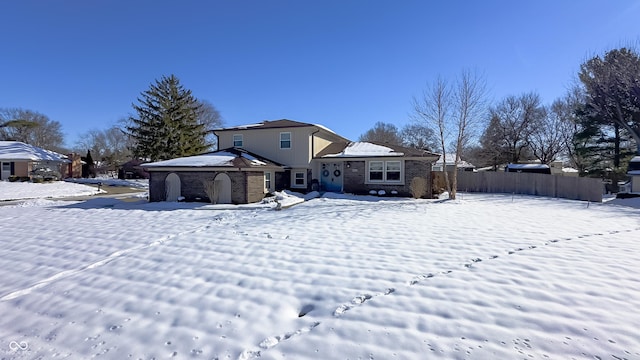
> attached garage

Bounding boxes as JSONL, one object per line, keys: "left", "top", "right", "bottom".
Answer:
{"left": 141, "top": 148, "right": 284, "bottom": 204}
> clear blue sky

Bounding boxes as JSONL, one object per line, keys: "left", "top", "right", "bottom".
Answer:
{"left": 1, "top": 0, "right": 639, "bottom": 149}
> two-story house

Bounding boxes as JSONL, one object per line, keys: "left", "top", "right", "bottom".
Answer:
{"left": 142, "top": 119, "right": 439, "bottom": 204}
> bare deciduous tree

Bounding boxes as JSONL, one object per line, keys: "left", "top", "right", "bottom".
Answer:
{"left": 400, "top": 123, "right": 438, "bottom": 151}
{"left": 450, "top": 70, "right": 488, "bottom": 199}
{"left": 413, "top": 71, "right": 488, "bottom": 199}
{"left": 529, "top": 100, "right": 574, "bottom": 164}
{"left": 196, "top": 99, "right": 224, "bottom": 150}
{"left": 358, "top": 121, "right": 403, "bottom": 145}
{"left": 74, "top": 126, "right": 133, "bottom": 172}
{"left": 0, "top": 108, "right": 65, "bottom": 152}
{"left": 413, "top": 76, "right": 452, "bottom": 195}
{"left": 490, "top": 93, "right": 544, "bottom": 164}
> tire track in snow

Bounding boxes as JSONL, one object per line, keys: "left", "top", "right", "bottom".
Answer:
{"left": 236, "top": 226, "right": 640, "bottom": 359}
{"left": 0, "top": 214, "right": 230, "bottom": 302}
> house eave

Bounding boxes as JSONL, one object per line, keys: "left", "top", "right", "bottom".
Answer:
{"left": 144, "top": 166, "right": 285, "bottom": 172}
{"left": 314, "top": 155, "right": 439, "bottom": 162}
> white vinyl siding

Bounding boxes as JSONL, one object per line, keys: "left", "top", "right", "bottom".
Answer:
{"left": 367, "top": 160, "right": 403, "bottom": 183}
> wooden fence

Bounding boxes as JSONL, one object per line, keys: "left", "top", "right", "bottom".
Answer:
{"left": 435, "top": 171, "right": 604, "bottom": 202}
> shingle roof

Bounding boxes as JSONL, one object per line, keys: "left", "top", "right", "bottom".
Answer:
{"left": 141, "top": 148, "right": 284, "bottom": 169}
{"left": 317, "top": 141, "right": 439, "bottom": 159}
{"left": 215, "top": 119, "right": 315, "bottom": 131}
{"left": 0, "top": 141, "right": 69, "bottom": 162}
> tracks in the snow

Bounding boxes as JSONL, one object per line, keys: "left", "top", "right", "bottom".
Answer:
{"left": 237, "top": 226, "right": 640, "bottom": 359}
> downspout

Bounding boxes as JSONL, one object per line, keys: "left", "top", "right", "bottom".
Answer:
{"left": 311, "top": 128, "right": 320, "bottom": 191}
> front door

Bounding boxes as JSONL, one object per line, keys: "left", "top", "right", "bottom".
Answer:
{"left": 320, "top": 162, "right": 343, "bottom": 192}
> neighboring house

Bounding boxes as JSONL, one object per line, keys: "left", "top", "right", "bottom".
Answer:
{"left": 118, "top": 159, "right": 150, "bottom": 179}
{"left": 0, "top": 141, "right": 69, "bottom": 180}
{"left": 549, "top": 160, "right": 579, "bottom": 177}
{"left": 142, "top": 119, "right": 440, "bottom": 203}
{"left": 627, "top": 156, "right": 640, "bottom": 193}
{"left": 505, "top": 163, "right": 551, "bottom": 174}
{"left": 61, "top": 153, "right": 84, "bottom": 179}
{"left": 432, "top": 154, "right": 475, "bottom": 172}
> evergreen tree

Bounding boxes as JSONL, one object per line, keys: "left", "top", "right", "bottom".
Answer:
{"left": 127, "top": 75, "right": 208, "bottom": 161}
{"left": 579, "top": 48, "right": 640, "bottom": 155}
{"left": 82, "top": 150, "right": 96, "bottom": 178}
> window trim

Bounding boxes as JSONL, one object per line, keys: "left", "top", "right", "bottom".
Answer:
{"left": 280, "top": 132, "right": 292, "bottom": 149}
{"left": 292, "top": 170, "right": 306, "bottom": 188}
{"left": 366, "top": 160, "right": 404, "bottom": 184}
{"left": 264, "top": 171, "right": 272, "bottom": 192}
{"left": 233, "top": 134, "right": 243, "bottom": 147}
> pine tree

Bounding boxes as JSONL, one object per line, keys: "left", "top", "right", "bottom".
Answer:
{"left": 82, "top": 150, "right": 96, "bottom": 178}
{"left": 127, "top": 75, "right": 208, "bottom": 161}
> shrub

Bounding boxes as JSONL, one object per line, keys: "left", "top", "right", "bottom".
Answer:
{"left": 409, "top": 177, "right": 428, "bottom": 199}
{"left": 202, "top": 179, "right": 216, "bottom": 204}
{"left": 8, "top": 176, "right": 18, "bottom": 182}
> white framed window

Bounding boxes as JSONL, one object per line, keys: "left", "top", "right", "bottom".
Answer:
{"left": 369, "top": 161, "right": 384, "bottom": 181}
{"left": 293, "top": 171, "right": 306, "bottom": 188}
{"left": 233, "top": 134, "right": 243, "bottom": 147}
{"left": 280, "top": 132, "right": 291, "bottom": 149}
{"left": 367, "top": 160, "right": 403, "bottom": 183}
{"left": 264, "top": 172, "right": 272, "bottom": 192}
{"left": 386, "top": 161, "right": 401, "bottom": 181}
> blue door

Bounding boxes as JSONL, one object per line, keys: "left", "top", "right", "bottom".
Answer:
{"left": 320, "top": 162, "right": 343, "bottom": 192}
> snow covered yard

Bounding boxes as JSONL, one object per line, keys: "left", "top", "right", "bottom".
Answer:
{"left": 0, "top": 191, "right": 639, "bottom": 359}
{"left": 0, "top": 178, "right": 148, "bottom": 201}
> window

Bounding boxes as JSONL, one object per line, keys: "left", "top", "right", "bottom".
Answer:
{"left": 367, "top": 160, "right": 403, "bottom": 183}
{"left": 386, "top": 161, "right": 401, "bottom": 181}
{"left": 369, "top": 161, "right": 384, "bottom": 181}
{"left": 293, "top": 171, "right": 305, "bottom": 187}
{"left": 233, "top": 134, "right": 243, "bottom": 147}
{"left": 280, "top": 132, "right": 291, "bottom": 149}
{"left": 264, "top": 172, "right": 272, "bottom": 191}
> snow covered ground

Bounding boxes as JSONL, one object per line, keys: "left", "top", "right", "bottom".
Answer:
{"left": 0, "top": 182, "right": 639, "bottom": 359}
{"left": 0, "top": 178, "right": 149, "bottom": 201}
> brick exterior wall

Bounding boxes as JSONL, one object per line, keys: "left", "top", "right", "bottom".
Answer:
{"left": 342, "top": 159, "right": 433, "bottom": 198}
{"left": 246, "top": 172, "right": 266, "bottom": 203}
{"left": 148, "top": 170, "right": 267, "bottom": 204}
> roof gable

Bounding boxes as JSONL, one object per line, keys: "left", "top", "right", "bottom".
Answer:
{"left": 141, "top": 147, "right": 284, "bottom": 169}
{"left": 318, "top": 141, "right": 439, "bottom": 159}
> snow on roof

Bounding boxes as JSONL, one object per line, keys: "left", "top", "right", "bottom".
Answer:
{"left": 141, "top": 150, "right": 270, "bottom": 168}
{"left": 562, "top": 167, "right": 579, "bottom": 173}
{"left": 323, "top": 142, "right": 404, "bottom": 157}
{"left": 506, "top": 163, "right": 550, "bottom": 169}
{"left": 311, "top": 123, "right": 341, "bottom": 137}
{"left": 435, "top": 154, "right": 474, "bottom": 168}
{"left": 0, "top": 141, "right": 69, "bottom": 162}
